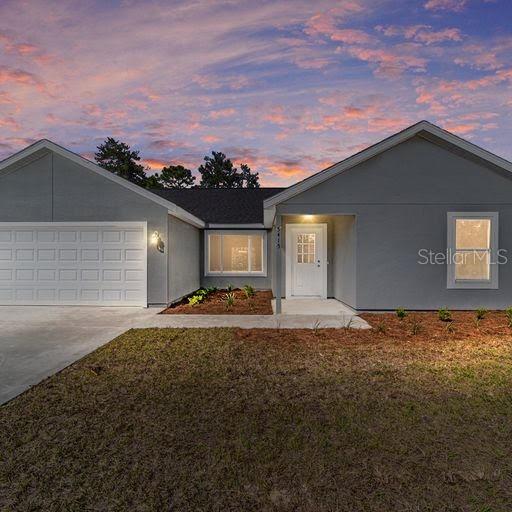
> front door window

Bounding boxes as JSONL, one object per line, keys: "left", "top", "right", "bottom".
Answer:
{"left": 297, "top": 234, "right": 315, "bottom": 264}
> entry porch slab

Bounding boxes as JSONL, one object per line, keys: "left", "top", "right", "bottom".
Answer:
{"left": 272, "top": 298, "right": 356, "bottom": 316}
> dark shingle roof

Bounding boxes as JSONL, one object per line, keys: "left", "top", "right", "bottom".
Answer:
{"left": 150, "top": 187, "right": 285, "bottom": 224}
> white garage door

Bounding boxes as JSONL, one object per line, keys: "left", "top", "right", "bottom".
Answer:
{"left": 0, "top": 222, "right": 147, "bottom": 306}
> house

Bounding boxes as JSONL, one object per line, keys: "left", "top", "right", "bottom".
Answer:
{"left": 1, "top": 120, "right": 512, "bottom": 311}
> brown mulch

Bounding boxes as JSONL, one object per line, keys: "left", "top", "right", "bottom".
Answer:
{"left": 359, "top": 310, "right": 512, "bottom": 342}
{"left": 162, "top": 289, "right": 273, "bottom": 315}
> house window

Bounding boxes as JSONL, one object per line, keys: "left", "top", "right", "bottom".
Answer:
{"left": 206, "top": 231, "right": 266, "bottom": 275}
{"left": 447, "top": 212, "right": 498, "bottom": 289}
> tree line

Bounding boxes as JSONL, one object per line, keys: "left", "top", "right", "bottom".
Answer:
{"left": 94, "top": 137, "right": 259, "bottom": 189}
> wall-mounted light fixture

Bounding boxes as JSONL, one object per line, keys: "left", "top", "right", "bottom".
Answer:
{"left": 151, "top": 230, "right": 165, "bottom": 253}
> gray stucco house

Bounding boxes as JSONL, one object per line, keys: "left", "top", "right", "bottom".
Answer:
{"left": 2, "top": 120, "right": 512, "bottom": 312}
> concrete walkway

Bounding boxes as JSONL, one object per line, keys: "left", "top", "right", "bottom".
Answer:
{"left": 138, "top": 313, "right": 370, "bottom": 329}
{"left": 0, "top": 305, "right": 369, "bottom": 405}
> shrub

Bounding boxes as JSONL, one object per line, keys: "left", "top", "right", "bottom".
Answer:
{"left": 475, "top": 308, "right": 488, "bottom": 323}
{"left": 205, "top": 286, "right": 217, "bottom": 294}
{"left": 438, "top": 308, "right": 452, "bottom": 322}
{"left": 505, "top": 307, "right": 512, "bottom": 328}
{"left": 375, "top": 322, "right": 386, "bottom": 334}
{"left": 475, "top": 308, "right": 487, "bottom": 320}
{"left": 243, "top": 284, "right": 255, "bottom": 298}
{"left": 188, "top": 294, "right": 203, "bottom": 306}
{"left": 224, "top": 292, "right": 235, "bottom": 309}
{"left": 395, "top": 308, "right": 408, "bottom": 320}
{"left": 410, "top": 319, "right": 422, "bottom": 335}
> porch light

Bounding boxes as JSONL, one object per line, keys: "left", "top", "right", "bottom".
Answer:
{"left": 303, "top": 215, "right": 315, "bottom": 221}
{"left": 151, "top": 231, "right": 165, "bottom": 253}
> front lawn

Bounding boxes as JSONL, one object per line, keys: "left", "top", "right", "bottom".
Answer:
{"left": 2, "top": 316, "right": 512, "bottom": 511}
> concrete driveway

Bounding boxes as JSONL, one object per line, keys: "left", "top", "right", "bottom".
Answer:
{"left": 0, "top": 306, "right": 158, "bottom": 405}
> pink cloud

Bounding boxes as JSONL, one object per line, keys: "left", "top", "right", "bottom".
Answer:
{"left": 142, "top": 158, "right": 168, "bottom": 171}
{"left": 424, "top": 0, "right": 468, "bottom": 11}
{"left": 202, "top": 135, "right": 220, "bottom": 144}
{"left": 376, "top": 25, "right": 463, "bottom": 45}
{"left": 344, "top": 44, "right": 427, "bottom": 77}
{"left": 262, "top": 106, "right": 288, "bottom": 125}
{"left": 453, "top": 38, "right": 512, "bottom": 71}
{"left": 0, "top": 117, "right": 21, "bottom": 131}
{"left": 343, "top": 105, "right": 377, "bottom": 119}
{"left": 148, "top": 139, "right": 189, "bottom": 151}
{"left": 209, "top": 108, "right": 236, "bottom": 119}
{"left": 193, "top": 74, "right": 251, "bottom": 91}
{"left": 305, "top": 3, "right": 365, "bottom": 37}
{"left": 305, "top": 7, "right": 374, "bottom": 45}
{"left": 0, "top": 65, "right": 45, "bottom": 91}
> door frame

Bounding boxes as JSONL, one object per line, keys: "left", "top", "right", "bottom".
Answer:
{"left": 285, "top": 223, "right": 327, "bottom": 299}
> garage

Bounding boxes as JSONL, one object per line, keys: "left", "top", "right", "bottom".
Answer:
{"left": 0, "top": 139, "right": 204, "bottom": 306}
{"left": 0, "top": 222, "right": 147, "bottom": 306}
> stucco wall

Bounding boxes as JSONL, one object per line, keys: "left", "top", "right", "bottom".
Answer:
{"left": 277, "top": 136, "right": 512, "bottom": 310}
{"left": 333, "top": 216, "right": 356, "bottom": 307}
{"left": 0, "top": 149, "right": 170, "bottom": 305}
{"left": 168, "top": 215, "right": 200, "bottom": 302}
{"left": 0, "top": 150, "right": 53, "bottom": 221}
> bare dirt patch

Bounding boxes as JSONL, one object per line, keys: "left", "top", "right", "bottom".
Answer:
{"left": 162, "top": 289, "right": 273, "bottom": 315}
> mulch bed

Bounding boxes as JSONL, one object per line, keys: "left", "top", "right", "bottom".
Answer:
{"left": 358, "top": 310, "right": 512, "bottom": 343}
{"left": 162, "top": 289, "right": 273, "bottom": 315}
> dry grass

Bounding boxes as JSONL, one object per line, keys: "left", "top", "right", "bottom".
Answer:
{"left": 2, "top": 316, "right": 512, "bottom": 511}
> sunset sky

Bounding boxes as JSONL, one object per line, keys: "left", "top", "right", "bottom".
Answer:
{"left": 0, "top": 0, "right": 511, "bottom": 186}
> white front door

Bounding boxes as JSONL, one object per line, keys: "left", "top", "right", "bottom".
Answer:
{"left": 286, "top": 223, "right": 327, "bottom": 298}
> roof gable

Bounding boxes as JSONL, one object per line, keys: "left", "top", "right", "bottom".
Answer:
{"left": 264, "top": 121, "right": 512, "bottom": 209}
{"left": 0, "top": 139, "right": 204, "bottom": 228}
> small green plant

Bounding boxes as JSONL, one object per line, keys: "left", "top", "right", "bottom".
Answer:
{"left": 224, "top": 291, "right": 235, "bottom": 308}
{"left": 438, "top": 307, "right": 452, "bottom": 322}
{"left": 476, "top": 308, "right": 487, "bottom": 321}
{"left": 187, "top": 288, "right": 211, "bottom": 306}
{"left": 410, "top": 319, "right": 422, "bottom": 335}
{"left": 395, "top": 308, "right": 408, "bottom": 320}
{"left": 188, "top": 294, "right": 203, "bottom": 306}
{"left": 227, "top": 284, "right": 234, "bottom": 292}
{"left": 205, "top": 286, "right": 217, "bottom": 294}
{"left": 243, "top": 284, "right": 255, "bottom": 298}
{"left": 375, "top": 322, "right": 386, "bottom": 334}
{"left": 505, "top": 307, "right": 512, "bottom": 328}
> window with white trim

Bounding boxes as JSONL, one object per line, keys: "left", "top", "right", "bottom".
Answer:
{"left": 447, "top": 212, "right": 498, "bottom": 289}
{"left": 206, "top": 231, "right": 266, "bottom": 275}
